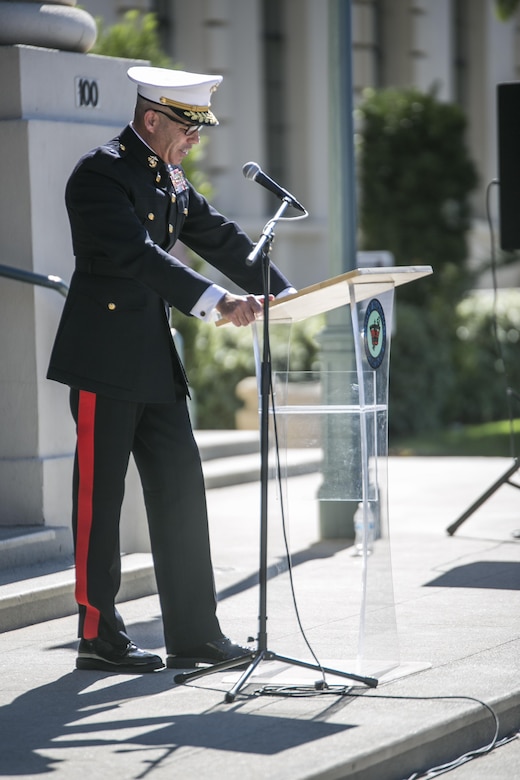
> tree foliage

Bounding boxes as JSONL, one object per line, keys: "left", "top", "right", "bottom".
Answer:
{"left": 91, "top": 10, "right": 171, "bottom": 67}
{"left": 494, "top": 0, "right": 520, "bottom": 21}
{"left": 357, "top": 86, "right": 483, "bottom": 437}
{"left": 357, "top": 86, "right": 478, "bottom": 309}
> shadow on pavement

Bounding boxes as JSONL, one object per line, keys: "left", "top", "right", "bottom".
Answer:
{"left": 216, "top": 539, "right": 350, "bottom": 601}
{"left": 424, "top": 561, "right": 520, "bottom": 590}
{"left": 0, "top": 670, "right": 354, "bottom": 776}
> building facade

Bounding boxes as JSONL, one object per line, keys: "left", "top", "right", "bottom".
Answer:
{"left": 81, "top": 0, "right": 520, "bottom": 287}
{"left": 0, "top": 0, "right": 517, "bottom": 540}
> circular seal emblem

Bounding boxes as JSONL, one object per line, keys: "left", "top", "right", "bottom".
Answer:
{"left": 363, "top": 298, "right": 386, "bottom": 369}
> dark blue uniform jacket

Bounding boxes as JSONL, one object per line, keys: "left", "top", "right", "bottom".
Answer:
{"left": 47, "top": 124, "right": 292, "bottom": 402}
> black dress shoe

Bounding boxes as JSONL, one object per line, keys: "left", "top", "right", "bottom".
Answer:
{"left": 166, "top": 637, "right": 253, "bottom": 669}
{"left": 76, "top": 638, "right": 164, "bottom": 673}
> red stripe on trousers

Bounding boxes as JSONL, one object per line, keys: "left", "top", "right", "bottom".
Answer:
{"left": 75, "top": 390, "right": 100, "bottom": 639}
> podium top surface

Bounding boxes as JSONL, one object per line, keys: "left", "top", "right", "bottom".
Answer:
{"left": 216, "top": 266, "right": 433, "bottom": 326}
{"left": 264, "top": 265, "right": 433, "bottom": 323}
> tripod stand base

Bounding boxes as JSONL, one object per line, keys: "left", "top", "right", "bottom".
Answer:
{"left": 173, "top": 649, "right": 378, "bottom": 702}
{"left": 446, "top": 458, "right": 520, "bottom": 535}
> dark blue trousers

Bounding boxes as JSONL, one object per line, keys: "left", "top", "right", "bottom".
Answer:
{"left": 70, "top": 389, "right": 223, "bottom": 653}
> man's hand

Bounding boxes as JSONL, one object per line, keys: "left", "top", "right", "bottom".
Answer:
{"left": 216, "top": 293, "right": 268, "bottom": 327}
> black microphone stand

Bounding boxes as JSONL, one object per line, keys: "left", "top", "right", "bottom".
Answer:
{"left": 174, "top": 199, "right": 378, "bottom": 702}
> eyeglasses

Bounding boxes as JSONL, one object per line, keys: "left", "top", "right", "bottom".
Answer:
{"left": 153, "top": 109, "right": 203, "bottom": 136}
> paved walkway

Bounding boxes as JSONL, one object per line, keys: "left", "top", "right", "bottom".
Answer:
{"left": 0, "top": 457, "right": 519, "bottom": 779}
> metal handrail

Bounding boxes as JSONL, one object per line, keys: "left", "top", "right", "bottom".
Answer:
{"left": 0, "top": 263, "right": 69, "bottom": 297}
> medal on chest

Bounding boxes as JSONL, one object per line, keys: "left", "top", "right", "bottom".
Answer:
{"left": 168, "top": 166, "right": 189, "bottom": 195}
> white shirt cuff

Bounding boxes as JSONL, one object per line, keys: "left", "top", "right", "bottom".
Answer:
{"left": 190, "top": 285, "right": 297, "bottom": 322}
{"left": 190, "top": 284, "right": 228, "bottom": 321}
{"left": 276, "top": 287, "right": 297, "bottom": 298}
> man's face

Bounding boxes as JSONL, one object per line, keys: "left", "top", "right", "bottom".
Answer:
{"left": 143, "top": 108, "right": 201, "bottom": 165}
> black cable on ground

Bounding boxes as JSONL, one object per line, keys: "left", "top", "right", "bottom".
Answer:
{"left": 253, "top": 685, "right": 517, "bottom": 778}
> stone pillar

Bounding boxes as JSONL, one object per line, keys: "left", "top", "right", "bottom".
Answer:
{"left": 0, "top": 3, "right": 149, "bottom": 552}
{"left": 317, "top": 0, "right": 357, "bottom": 539}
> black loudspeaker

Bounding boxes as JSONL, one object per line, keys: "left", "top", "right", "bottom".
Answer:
{"left": 497, "top": 82, "right": 520, "bottom": 250}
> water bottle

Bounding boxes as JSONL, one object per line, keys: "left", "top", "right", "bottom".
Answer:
{"left": 352, "top": 502, "right": 374, "bottom": 556}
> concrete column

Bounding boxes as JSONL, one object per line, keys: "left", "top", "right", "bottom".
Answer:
{"left": 0, "top": 40, "right": 149, "bottom": 552}
{"left": 380, "top": 0, "right": 414, "bottom": 87}
{"left": 0, "top": 1, "right": 96, "bottom": 52}
{"left": 317, "top": 0, "right": 357, "bottom": 539}
{"left": 170, "top": 0, "right": 265, "bottom": 220}
{"left": 483, "top": 2, "right": 517, "bottom": 196}
{"left": 413, "top": 0, "right": 454, "bottom": 100}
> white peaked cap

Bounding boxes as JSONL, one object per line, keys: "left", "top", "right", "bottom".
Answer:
{"left": 127, "top": 66, "right": 223, "bottom": 125}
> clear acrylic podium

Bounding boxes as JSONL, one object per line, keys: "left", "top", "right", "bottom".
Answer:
{"left": 248, "top": 266, "right": 433, "bottom": 682}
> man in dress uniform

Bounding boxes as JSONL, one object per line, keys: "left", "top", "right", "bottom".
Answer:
{"left": 48, "top": 66, "right": 295, "bottom": 673}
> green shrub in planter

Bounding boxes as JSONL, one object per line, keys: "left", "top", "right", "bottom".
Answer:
{"left": 389, "top": 289, "right": 520, "bottom": 440}
{"left": 172, "top": 311, "right": 324, "bottom": 429}
{"left": 388, "top": 302, "right": 456, "bottom": 438}
{"left": 449, "top": 289, "right": 520, "bottom": 425}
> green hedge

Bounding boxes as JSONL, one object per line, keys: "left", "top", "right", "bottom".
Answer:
{"left": 388, "top": 289, "right": 520, "bottom": 439}
{"left": 354, "top": 86, "right": 517, "bottom": 437}
{"left": 357, "top": 86, "right": 478, "bottom": 309}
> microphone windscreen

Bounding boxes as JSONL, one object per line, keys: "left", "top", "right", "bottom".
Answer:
{"left": 242, "top": 161, "right": 261, "bottom": 180}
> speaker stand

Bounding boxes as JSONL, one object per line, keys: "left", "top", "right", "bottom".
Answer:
{"left": 446, "top": 458, "right": 520, "bottom": 535}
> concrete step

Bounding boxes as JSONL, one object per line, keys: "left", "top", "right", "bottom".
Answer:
{"left": 196, "top": 429, "right": 260, "bottom": 461}
{"left": 0, "top": 552, "right": 156, "bottom": 633}
{"left": 0, "top": 432, "right": 264, "bottom": 570}
{"left": 0, "top": 524, "right": 73, "bottom": 569}
{"left": 202, "top": 447, "right": 322, "bottom": 489}
{"left": 0, "top": 431, "right": 321, "bottom": 632}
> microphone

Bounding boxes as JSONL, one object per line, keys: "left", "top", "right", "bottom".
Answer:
{"left": 242, "top": 161, "right": 306, "bottom": 213}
